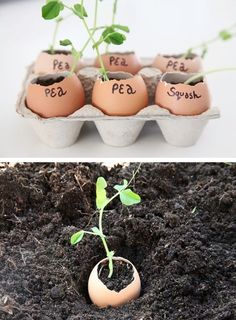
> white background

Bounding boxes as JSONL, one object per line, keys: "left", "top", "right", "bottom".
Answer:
{"left": 0, "top": 0, "right": 236, "bottom": 159}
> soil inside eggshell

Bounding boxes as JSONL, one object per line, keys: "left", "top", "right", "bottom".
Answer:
{"left": 162, "top": 73, "right": 204, "bottom": 86}
{"left": 163, "top": 53, "right": 198, "bottom": 60}
{"left": 100, "top": 72, "right": 133, "bottom": 82}
{"left": 98, "top": 259, "right": 134, "bottom": 292}
{"left": 43, "top": 49, "right": 71, "bottom": 55}
{"left": 33, "top": 75, "right": 66, "bottom": 86}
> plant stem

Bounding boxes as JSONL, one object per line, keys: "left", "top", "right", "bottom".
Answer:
{"left": 65, "top": 0, "right": 108, "bottom": 80}
{"left": 80, "top": 0, "right": 109, "bottom": 80}
{"left": 182, "top": 23, "right": 236, "bottom": 59}
{"left": 184, "top": 67, "right": 236, "bottom": 85}
{"left": 50, "top": 17, "right": 62, "bottom": 54}
{"left": 106, "top": 0, "right": 118, "bottom": 53}
{"left": 69, "top": 0, "right": 99, "bottom": 76}
{"left": 98, "top": 163, "right": 142, "bottom": 278}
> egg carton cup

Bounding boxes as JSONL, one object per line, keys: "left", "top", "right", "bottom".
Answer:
{"left": 16, "top": 60, "right": 220, "bottom": 148}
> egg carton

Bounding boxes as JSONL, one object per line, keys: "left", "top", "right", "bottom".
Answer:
{"left": 16, "top": 59, "right": 220, "bottom": 148}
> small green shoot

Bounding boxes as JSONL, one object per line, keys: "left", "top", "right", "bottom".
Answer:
{"left": 183, "top": 23, "right": 236, "bottom": 59}
{"left": 42, "top": 0, "right": 129, "bottom": 80}
{"left": 71, "top": 164, "right": 141, "bottom": 279}
{"left": 184, "top": 67, "right": 236, "bottom": 85}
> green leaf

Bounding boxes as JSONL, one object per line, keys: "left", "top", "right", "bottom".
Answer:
{"left": 91, "top": 227, "right": 103, "bottom": 237}
{"left": 71, "top": 230, "right": 85, "bottom": 245}
{"left": 107, "top": 32, "right": 126, "bottom": 45}
{"left": 73, "top": 3, "right": 88, "bottom": 19}
{"left": 119, "top": 189, "right": 141, "bottom": 206}
{"left": 113, "top": 24, "right": 130, "bottom": 33}
{"left": 219, "top": 30, "right": 233, "bottom": 41}
{"left": 60, "top": 39, "right": 72, "bottom": 46}
{"left": 42, "top": 1, "right": 61, "bottom": 20}
{"left": 114, "top": 179, "right": 128, "bottom": 192}
{"left": 96, "top": 177, "right": 108, "bottom": 209}
{"left": 102, "top": 27, "right": 115, "bottom": 44}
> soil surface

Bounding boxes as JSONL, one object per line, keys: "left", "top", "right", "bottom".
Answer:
{"left": 98, "top": 260, "right": 134, "bottom": 292}
{"left": 0, "top": 163, "right": 235, "bottom": 320}
{"left": 34, "top": 76, "right": 65, "bottom": 86}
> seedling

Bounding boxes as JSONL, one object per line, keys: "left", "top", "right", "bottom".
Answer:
{"left": 184, "top": 67, "right": 236, "bottom": 85}
{"left": 183, "top": 23, "right": 236, "bottom": 59}
{"left": 105, "top": 0, "right": 118, "bottom": 53}
{"left": 71, "top": 165, "right": 141, "bottom": 278}
{"left": 42, "top": 0, "right": 129, "bottom": 79}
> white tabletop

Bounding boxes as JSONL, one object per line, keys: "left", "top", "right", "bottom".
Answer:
{"left": 1, "top": 0, "right": 236, "bottom": 159}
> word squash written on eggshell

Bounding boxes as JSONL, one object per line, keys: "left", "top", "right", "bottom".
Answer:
{"left": 92, "top": 73, "right": 148, "bottom": 116}
{"left": 26, "top": 73, "right": 85, "bottom": 118}
{"left": 156, "top": 73, "right": 211, "bottom": 116}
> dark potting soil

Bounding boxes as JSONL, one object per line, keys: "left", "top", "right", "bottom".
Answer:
{"left": 98, "top": 260, "right": 134, "bottom": 292}
{"left": 163, "top": 53, "right": 197, "bottom": 60}
{"left": 44, "top": 50, "right": 71, "bottom": 55}
{"left": 0, "top": 163, "right": 235, "bottom": 320}
{"left": 168, "top": 78, "right": 204, "bottom": 86}
{"left": 33, "top": 76, "right": 65, "bottom": 87}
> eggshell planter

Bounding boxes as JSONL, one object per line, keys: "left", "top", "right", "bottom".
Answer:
{"left": 26, "top": 72, "right": 85, "bottom": 118}
{"left": 153, "top": 53, "right": 203, "bottom": 74}
{"left": 34, "top": 50, "right": 84, "bottom": 75}
{"left": 88, "top": 257, "right": 141, "bottom": 308}
{"left": 156, "top": 72, "right": 211, "bottom": 116}
{"left": 16, "top": 58, "right": 220, "bottom": 148}
{"left": 94, "top": 52, "right": 142, "bottom": 74}
{"left": 92, "top": 72, "right": 149, "bottom": 116}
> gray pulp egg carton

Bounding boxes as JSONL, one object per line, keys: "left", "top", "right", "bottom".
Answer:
{"left": 16, "top": 59, "right": 220, "bottom": 148}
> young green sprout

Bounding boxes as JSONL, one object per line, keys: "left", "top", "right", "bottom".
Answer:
{"left": 184, "top": 67, "right": 236, "bottom": 85}
{"left": 105, "top": 0, "right": 118, "bottom": 53}
{"left": 71, "top": 165, "right": 141, "bottom": 279}
{"left": 42, "top": 0, "right": 129, "bottom": 80}
{"left": 49, "top": 17, "right": 63, "bottom": 54}
{"left": 183, "top": 23, "right": 236, "bottom": 59}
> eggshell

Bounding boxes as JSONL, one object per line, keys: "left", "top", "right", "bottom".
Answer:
{"left": 34, "top": 50, "right": 84, "bottom": 75}
{"left": 88, "top": 257, "right": 141, "bottom": 308}
{"left": 26, "top": 73, "right": 85, "bottom": 118}
{"left": 155, "top": 72, "right": 211, "bottom": 116}
{"left": 153, "top": 54, "right": 203, "bottom": 74}
{"left": 94, "top": 52, "right": 142, "bottom": 74}
{"left": 92, "top": 72, "right": 148, "bottom": 116}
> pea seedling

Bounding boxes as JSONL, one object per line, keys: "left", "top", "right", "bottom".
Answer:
{"left": 184, "top": 67, "right": 236, "bottom": 85}
{"left": 42, "top": 0, "right": 129, "bottom": 79}
{"left": 71, "top": 166, "right": 141, "bottom": 278}
{"left": 105, "top": 0, "right": 118, "bottom": 53}
{"left": 183, "top": 23, "right": 236, "bottom": 59}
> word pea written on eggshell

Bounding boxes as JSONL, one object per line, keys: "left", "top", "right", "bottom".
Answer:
{"left": 26, "top": 73, "right": 85, "bottom": 118}
{"left": 92, "top": 72, "right": 148, "bottom": 116}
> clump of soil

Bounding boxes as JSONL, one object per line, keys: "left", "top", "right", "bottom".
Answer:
{"left": 33, "top": 76, "right": 65, "bottom": 86}
{"left": 44, "top": 50, "right": 71, "bottom": 55}
{"left": 0, "top": 163, "right": 235, "bottom": 320}
{"left": 98, "top": 260, "right": 134, "bottom": 292}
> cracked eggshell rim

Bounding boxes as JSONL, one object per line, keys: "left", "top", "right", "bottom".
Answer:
{"left": 155, "top": 72, "right": 211, "bottom": 116}
{"left": 152, "top": 54, "right": 203, "bottom": 73}
{"left": 92, "top": 72, "right": 149, "bottom": 116}
{"left": 34, "top": 51, "right": 84, "bottom": 75}
{"left": 26, "top": 72, "right": 85, "bottom": 118}
{"left": 88, "top": 257, "right": 141, "bottom": 308}
{"left": 94, "top": 52, "right": 143, "bottom": 75}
